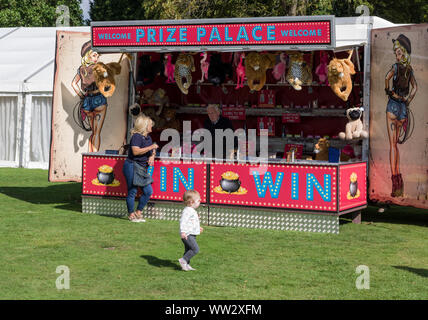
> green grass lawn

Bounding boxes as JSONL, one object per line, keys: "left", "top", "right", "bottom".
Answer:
{"left": 0, "top": 168, "right": 427, "bottom": 300}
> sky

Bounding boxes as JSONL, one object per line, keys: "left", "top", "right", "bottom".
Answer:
{"left": 80, "top": 0, "right": 91, "bottom": 21}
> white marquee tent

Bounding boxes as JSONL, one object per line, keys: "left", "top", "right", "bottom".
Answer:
{"left": 0, "top": 26, "right": 89, "bottom": 169}
{"left": 0, "top": 17, "right": 396, "bottom": 169}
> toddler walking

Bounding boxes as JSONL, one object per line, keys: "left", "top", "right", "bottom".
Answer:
{"left": 178, "top": 190, "right": 203, "bottom": 271}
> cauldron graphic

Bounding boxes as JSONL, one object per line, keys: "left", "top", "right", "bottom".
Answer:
{"left": 97, "top": 165, "right": 115, "bottom": 185}
{"left": 219, "top": 171, "right": 241, "bottom": 193}
{"left": 347, "top": 172, "right": 360, "bottom": 200}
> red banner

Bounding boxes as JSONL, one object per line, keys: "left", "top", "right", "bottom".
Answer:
{"left": 92, "top": 20, "right": 332, "bottom": 48}
{"left": 82, "top": 155, "right": 367, "bottom": 212}
{"left": 82, "top": 155, "right": 207, "bottom": 203}
{"left": 222, "top": 105, "right": 246, "bottom": 120}
{"left": 339, "top": 162, "right": 367, "bottom": 211}
{"left": 282, "top": 113, "right": 301, "bottom": 123}
{"left": 210, "top": 162, "right": 338, "bottom": 212}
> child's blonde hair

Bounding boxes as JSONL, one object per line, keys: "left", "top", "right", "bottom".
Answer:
{"left": 131, "top": 114, "right": 154, "bottom": 136}
{"left": 183, "top": 190, "right": 200, "bottom": 206}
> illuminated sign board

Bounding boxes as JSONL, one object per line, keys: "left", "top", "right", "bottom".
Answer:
{"left": 91, "top": 16, "right": 335, "bottom": 51}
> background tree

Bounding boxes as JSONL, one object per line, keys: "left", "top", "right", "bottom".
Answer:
{"left": 0, "top": 0, "right": 83, "bottom": 27}
{"left": 88, "top": 0, "right": 153, "bottom": 23}
{"left": 370, "top": 0, "right": 428, "bottom": 24}
{"left": 87, "top": 0, "right": 427, "bottom": 23}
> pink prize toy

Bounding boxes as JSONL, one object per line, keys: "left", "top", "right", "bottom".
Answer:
{"left": 272, "top": 52, "right": 287, "bottom": 83}
{"left": 199, "top": 52, "right": 210, "bottom": 83}
{"left": 315, "top": 51, "right": 329, "bottom": 85}
{"left": 235, "top": 52, "right": 246, "bottom": 89}
{"left": 164, "top": 54, "right": 175, "bottom": 83}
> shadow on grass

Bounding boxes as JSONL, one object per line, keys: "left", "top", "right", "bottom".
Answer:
{"left": 393, "top": 266, "right": 428, "bottom": 278}
{"left": 339, "top": 204, "right": 428, "bottom": 228}
{"left": 0, "top": 184, "right": 82, "bottom": 212}
{"left": 140, "top": 255, "right": 181, "bottom": 270}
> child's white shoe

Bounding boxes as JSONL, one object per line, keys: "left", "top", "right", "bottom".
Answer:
{"left": 178, "top": 258, "right": 189, "bottom": 271}
{"left": 187, "top": 264, "right": 196, "bottom": 271}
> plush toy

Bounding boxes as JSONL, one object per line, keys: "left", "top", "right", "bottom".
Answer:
{"left": 174, "top": 53, "right": 195, "bottom": 94}
{"left": 208, "top": 53, "right": 233, "bottom": 86}
{"left": 93, "top": 62, "right": 122, "bottom": 97}
{"left": 340, "top": 144, "right": 355, "bottom": 162}
{"left": 141, "top": 88, "right": 154, "bottom": 104}
{"left": 129, "top": 102, "right": 141, "bottom": 117}
{"left": 140, "top": 88, "right": 169, "bottom": 108}
{"left": 327, "top": 50, "right": 355, "bottom": 101}
{"left": 314, "top": 138, "right": 330, "bottom": 161}
{"left": 272, "top": 52, "right": 287, "bottom": 83}
{"left": 131, "top": 88, "right": 168, "bottom": 129}
{"left": 339, "top": 106, "right": 368, "bottom": 140}
{"left": 198, "top": 52, "right": 210, "bottom": 83}
{"left": 245, "top": 52, "right": 276, "bottom": 91}
{"left": 161, "top": 107, "right": 181, "bottom": 131}
{"left": 151, "top": 88, "right": 169, "bottom": 108}
{"left": 129, "top": 100, "right": 165, "bottom": 129}
{"left": 315, "top": 51, "right": 329, "bottom": 85}
{"left": 164, "top": 53, "right": 175, "bottom": 83}
{"left": 286, "top": 51, "right": 313, "bottom": 90}
{"left": 92, "top": 53, "right": 131, "bottom": 97}
{"left": 136, "top": 54, "right": 164, "bottom": 86}
{"left": 235, "top": 52, "right": 246, "bottom": 89}
{"left": 142, "top": 106, "right": 165, "bottom": 129}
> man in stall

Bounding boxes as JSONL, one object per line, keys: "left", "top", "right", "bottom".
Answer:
{"left": 203, "top": 104, "right": 236, "bottom": 160}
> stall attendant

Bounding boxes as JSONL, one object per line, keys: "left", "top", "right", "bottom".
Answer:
{"left": 71, "top": 40, "right": 107, "bottom": 152}
{"left": 384, "top": 34, "right": 417, "bottom": 197}
{"left": 123, "top": 115, "right": 158, "bottom": 222}
{"left": 203, "top": 104, "right": 235, "bottom": 159}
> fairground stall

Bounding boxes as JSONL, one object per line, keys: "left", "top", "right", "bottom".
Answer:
{"left": 80, "top": 16, "right": 386, "bottom": 234}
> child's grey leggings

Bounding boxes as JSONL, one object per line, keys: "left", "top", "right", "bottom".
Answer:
{"left": 182, "top": 235, "right": 199, "bottom": 264}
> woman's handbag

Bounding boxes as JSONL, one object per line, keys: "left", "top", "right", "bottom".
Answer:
{"left": 133, "top": 162, "right": 154, "bottom": 187}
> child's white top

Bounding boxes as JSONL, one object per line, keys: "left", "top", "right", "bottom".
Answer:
{"left": 179, "top": 206, "right": 200, "bottom": 236}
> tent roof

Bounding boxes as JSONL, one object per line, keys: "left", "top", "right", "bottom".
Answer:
{"left": 0, "top": 26, "right": 89, "bottom": 93}
{"left": 0, "top": 17, "right": 400, "bottom": 93}
{"left": 334, "top": 16, "right": 405, "bottom": 51}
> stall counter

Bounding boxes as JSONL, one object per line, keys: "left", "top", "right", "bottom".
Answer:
{"left": 81, "top": 153, "right": 367, "bottom": 233}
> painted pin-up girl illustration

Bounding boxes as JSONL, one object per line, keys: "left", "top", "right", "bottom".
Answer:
{"left": 71, "top": 40, "right": 107, "bottom": 153}
{"left": 384, "top": 34, "right": 417, "bottom": 197}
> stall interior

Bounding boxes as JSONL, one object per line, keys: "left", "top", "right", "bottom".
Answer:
{"left": 132, "top": 47, "right": 365, "bottom": 161}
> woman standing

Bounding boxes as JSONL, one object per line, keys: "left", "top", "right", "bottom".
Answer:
{"left": 384, "top": 34, "right": 417, "bottom": 197}
{"left": 123, "top": 115, "right": 158, "bottom": 222}
{"left": 71, "top": 40, "right": 107, "bottom": 152}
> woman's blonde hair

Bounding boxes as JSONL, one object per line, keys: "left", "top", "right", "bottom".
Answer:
{"left": 81, "top": 50, "right": 96, "bottom": 67}
{"left": 393, "top": 40, "right": 412, "bottom": 78}
{"left": 183, "top": 190, "right": 200, "bottom": 206}
{"left": 81, "top": 50, "right": 98, "bottom": 76}
{"left": 131, "top": 115, "right": 154, "bottom": 136}
{"left": 393, "top": 40, "right": 411, "bottom": 66}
